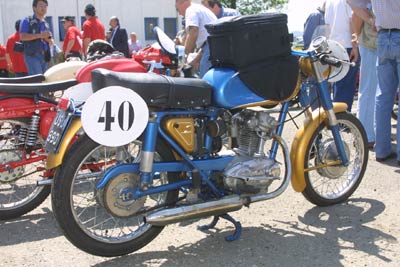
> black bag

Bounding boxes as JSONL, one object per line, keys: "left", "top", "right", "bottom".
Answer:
{"left": 238, "top": 55, "right": 299, "bottom": 101}
{"left": 13, "top": 42, "right": 24, "bottom": 53}
{"left": 205, "top": 13, "right": 293, "bottom": 69}
{"left": 206, "top": 13, "right": 299, "bottom": 102}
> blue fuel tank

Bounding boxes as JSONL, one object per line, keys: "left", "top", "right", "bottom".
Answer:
{"left": 203, "top": 68, "right": 266, "bottom": 109}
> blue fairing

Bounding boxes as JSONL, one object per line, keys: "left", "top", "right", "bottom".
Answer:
{"left": 203, "top": 68, "right": 266, "bottom": 109}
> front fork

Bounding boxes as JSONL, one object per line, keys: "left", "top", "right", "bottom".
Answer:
{"left": 311, "top": 59, "right": 349, "bottom": 166}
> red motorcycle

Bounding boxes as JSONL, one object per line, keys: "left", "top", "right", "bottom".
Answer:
{"left": 0, "top": 38, "right": 181, "bottom": 220}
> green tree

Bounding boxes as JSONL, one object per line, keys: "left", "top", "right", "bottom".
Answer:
{"left": 221, "top": 0, "right": 288, "bottom": 15}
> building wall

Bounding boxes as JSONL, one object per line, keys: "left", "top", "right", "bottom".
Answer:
{"left": 0, "top": 0, "right": 184, "bottom": 47}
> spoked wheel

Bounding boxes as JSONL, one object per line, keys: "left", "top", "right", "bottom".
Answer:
{"left": 302, "top": 112, "right": 368, "bottom": 206}
{"left": 0, "top": 120, "right": 50, "bottom": 220}
{"left": 51, "top": 134, "right": 179, "bottom": 257}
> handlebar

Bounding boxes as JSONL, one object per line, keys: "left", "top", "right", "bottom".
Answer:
{"left": 319, "top": 55, "right": 342, "bottom": 67}
{"left": 319, "top": 54, "right": 356, "bottom": 68}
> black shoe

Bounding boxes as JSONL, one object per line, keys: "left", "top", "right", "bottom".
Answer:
{"left": 376, "top": 152, "right": 397, "bottom": 162}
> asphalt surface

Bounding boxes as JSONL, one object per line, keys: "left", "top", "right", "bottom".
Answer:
{"left": 0, "top": 105, "right": 399, "bottom": 267}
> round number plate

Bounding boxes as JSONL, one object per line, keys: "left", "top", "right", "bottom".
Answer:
{"left": 81, "top": 86, "right": 149, "bottom": 147}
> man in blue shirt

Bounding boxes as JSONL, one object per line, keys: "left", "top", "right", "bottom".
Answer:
{"left": 303, "top": 2, "right": 326, "bottom": 50}
{"left": 201, "top": 0, "right": 241, "bottom": 19}
{"left": 20, "top": 0, "right": 53, "bottom": 75}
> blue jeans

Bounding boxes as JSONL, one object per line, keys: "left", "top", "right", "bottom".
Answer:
{"left": 333, "top": 48, "right": 360, "bottom": 111}
{"left": 357, "top": 45, "right": 378, "bottom": 143}
{"left": 24, "top": 52, "right": 48, "bottom": 75}
{"left": 200, "top": 43, "right": 211, "bottom": 78}
{"left": 375, "top": 31, "right": 400, "bottom": 160}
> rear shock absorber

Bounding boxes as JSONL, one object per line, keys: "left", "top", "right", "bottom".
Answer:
{"left": 18, "top": 127, "right": 28, "bottom": 147}
{"left": 25, "top": 114, "right": 40, "bottom": 153}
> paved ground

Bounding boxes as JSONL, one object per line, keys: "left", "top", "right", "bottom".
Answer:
{"left": 0, "top": 107, "right": 399, "bottom": 267}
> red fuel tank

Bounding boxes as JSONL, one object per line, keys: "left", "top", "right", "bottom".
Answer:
{"left": 75, "top": 58, "right": 146, "bottom": 83}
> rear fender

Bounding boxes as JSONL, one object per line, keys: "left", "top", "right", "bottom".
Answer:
{"left": 46, "top": 118, "right": 82, "bottom": 169}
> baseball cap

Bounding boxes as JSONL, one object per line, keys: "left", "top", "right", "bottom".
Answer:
{"left": 85, "top": 4, "right": 96, "bottom": 15}
{"left": 61, "top": 16, "right": 75, "bottom": 22}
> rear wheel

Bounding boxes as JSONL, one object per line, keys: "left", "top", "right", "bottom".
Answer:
{"left": 51, "top": 134, "right": 179, "bottom": 257}
{"left": 302, "top": 113, "right": 368, "bottom": 206}
{"left": 0, "top": 120, "right": 50, "bottom": 220}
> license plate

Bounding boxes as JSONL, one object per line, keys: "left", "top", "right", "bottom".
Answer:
{"left": 44, "top": 110, "right": 72, "bottom": 153}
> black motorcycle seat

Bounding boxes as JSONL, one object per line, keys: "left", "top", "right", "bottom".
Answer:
{"left": 0, "top": 74, "right": 45, "bottom": 84}
{"left": 91, "top": 68, "right": 212, "bottom": 108}
{"left": 0, "top": 79, "right": 78, "bottom": 94}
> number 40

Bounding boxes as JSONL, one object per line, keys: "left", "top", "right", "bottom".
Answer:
{"left": 98, "top": 101, "right": 134, "bottom": 131}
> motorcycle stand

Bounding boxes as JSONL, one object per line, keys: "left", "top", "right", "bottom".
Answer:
{"left": 197, "top": 213, "right": 242, "bottom": 241}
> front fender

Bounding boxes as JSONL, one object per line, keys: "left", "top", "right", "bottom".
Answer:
{"left": 290, "top": 103, "right": 347, "bottom": 192}
{"left": 46, "top": 118, "right": 82, "bottom": 169}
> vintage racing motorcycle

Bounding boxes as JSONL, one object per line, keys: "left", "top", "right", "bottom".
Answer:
{"left": 0, "top": 38, "right": 184, "bottom": 220}
{"left": 47, "top": 14, "right": 368, "bottom": 257}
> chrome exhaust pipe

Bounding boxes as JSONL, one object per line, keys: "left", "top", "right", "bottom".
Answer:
{"left": 36, "top": 179, "right": 53, "bottom": 186}
{"left": 145, "top": 196, "right": 244, "bottom": 226}
{"left": 250, "top": 134, "right": 291, "bottom": 203}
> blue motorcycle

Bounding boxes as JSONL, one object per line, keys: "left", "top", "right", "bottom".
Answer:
{"left": 47, "top": 14, "right": 368, "bottom": 257}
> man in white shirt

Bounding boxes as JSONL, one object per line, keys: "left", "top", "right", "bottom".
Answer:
{"left": 325, "top": 0, "right": 360, "bottom": 111}
{"left": 175, "top": 0, "right": 217, "bottom": 77}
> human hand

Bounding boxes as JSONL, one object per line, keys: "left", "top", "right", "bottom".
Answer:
{"left": 350, "top": 47, "right": 359, "bottom": 63}
{"left": 41, "top": 31, "right": 52, "bottom": 40}
{"left": 187, "top": 52, "right": 200, "bottom": 69}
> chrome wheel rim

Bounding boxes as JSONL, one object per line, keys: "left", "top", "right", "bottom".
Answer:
{"left": 306, "top": 119, "right": 365, "bottom": 199}
{"left": 0, "top": 121, "right": 45, "bottom": 210}
{"left": 69, "top": 141, "right": 168, "bottom": 244}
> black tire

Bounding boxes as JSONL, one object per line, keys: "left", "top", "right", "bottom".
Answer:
{"left": 0, "top": 185, "right": 50, "bottom": 220}
{"left": 0, "top": 120, "right": 51, "bottom": 220}
{"left": 51, "top": 134, "right": 179, "bottom": 257}
{"left": 302, "top": 112, "right": 368, "bottom": 206}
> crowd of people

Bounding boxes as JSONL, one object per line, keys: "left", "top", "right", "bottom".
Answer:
{"left": 0, "top": 0, "right": 238, "bottom": 79}
{"left": 0, "top": 0, "right": 144, "bottom": 77}
{"left": 303, "top": 0, "right": 400, "bottom": 165}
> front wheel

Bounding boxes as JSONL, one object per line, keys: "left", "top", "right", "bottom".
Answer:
{"left": 51, "top": 134, "right": 179, "bottom": 257}
{"left": 302, "top": 112, "right": 368, "bottom": 206}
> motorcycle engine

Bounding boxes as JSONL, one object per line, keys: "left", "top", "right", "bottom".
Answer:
{"left": 223, "top": 109, "right": 281, "bottom": 194}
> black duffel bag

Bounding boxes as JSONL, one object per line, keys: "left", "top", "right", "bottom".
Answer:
{"left": 205, "top": 13, "right": 293, "bottom": 69}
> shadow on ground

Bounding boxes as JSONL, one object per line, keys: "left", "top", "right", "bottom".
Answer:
{"left": 0, "top": 207, "right": 60, "bottom": 246}
{"left": 95, "top": 198, "right": 397, "bottom": 267}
